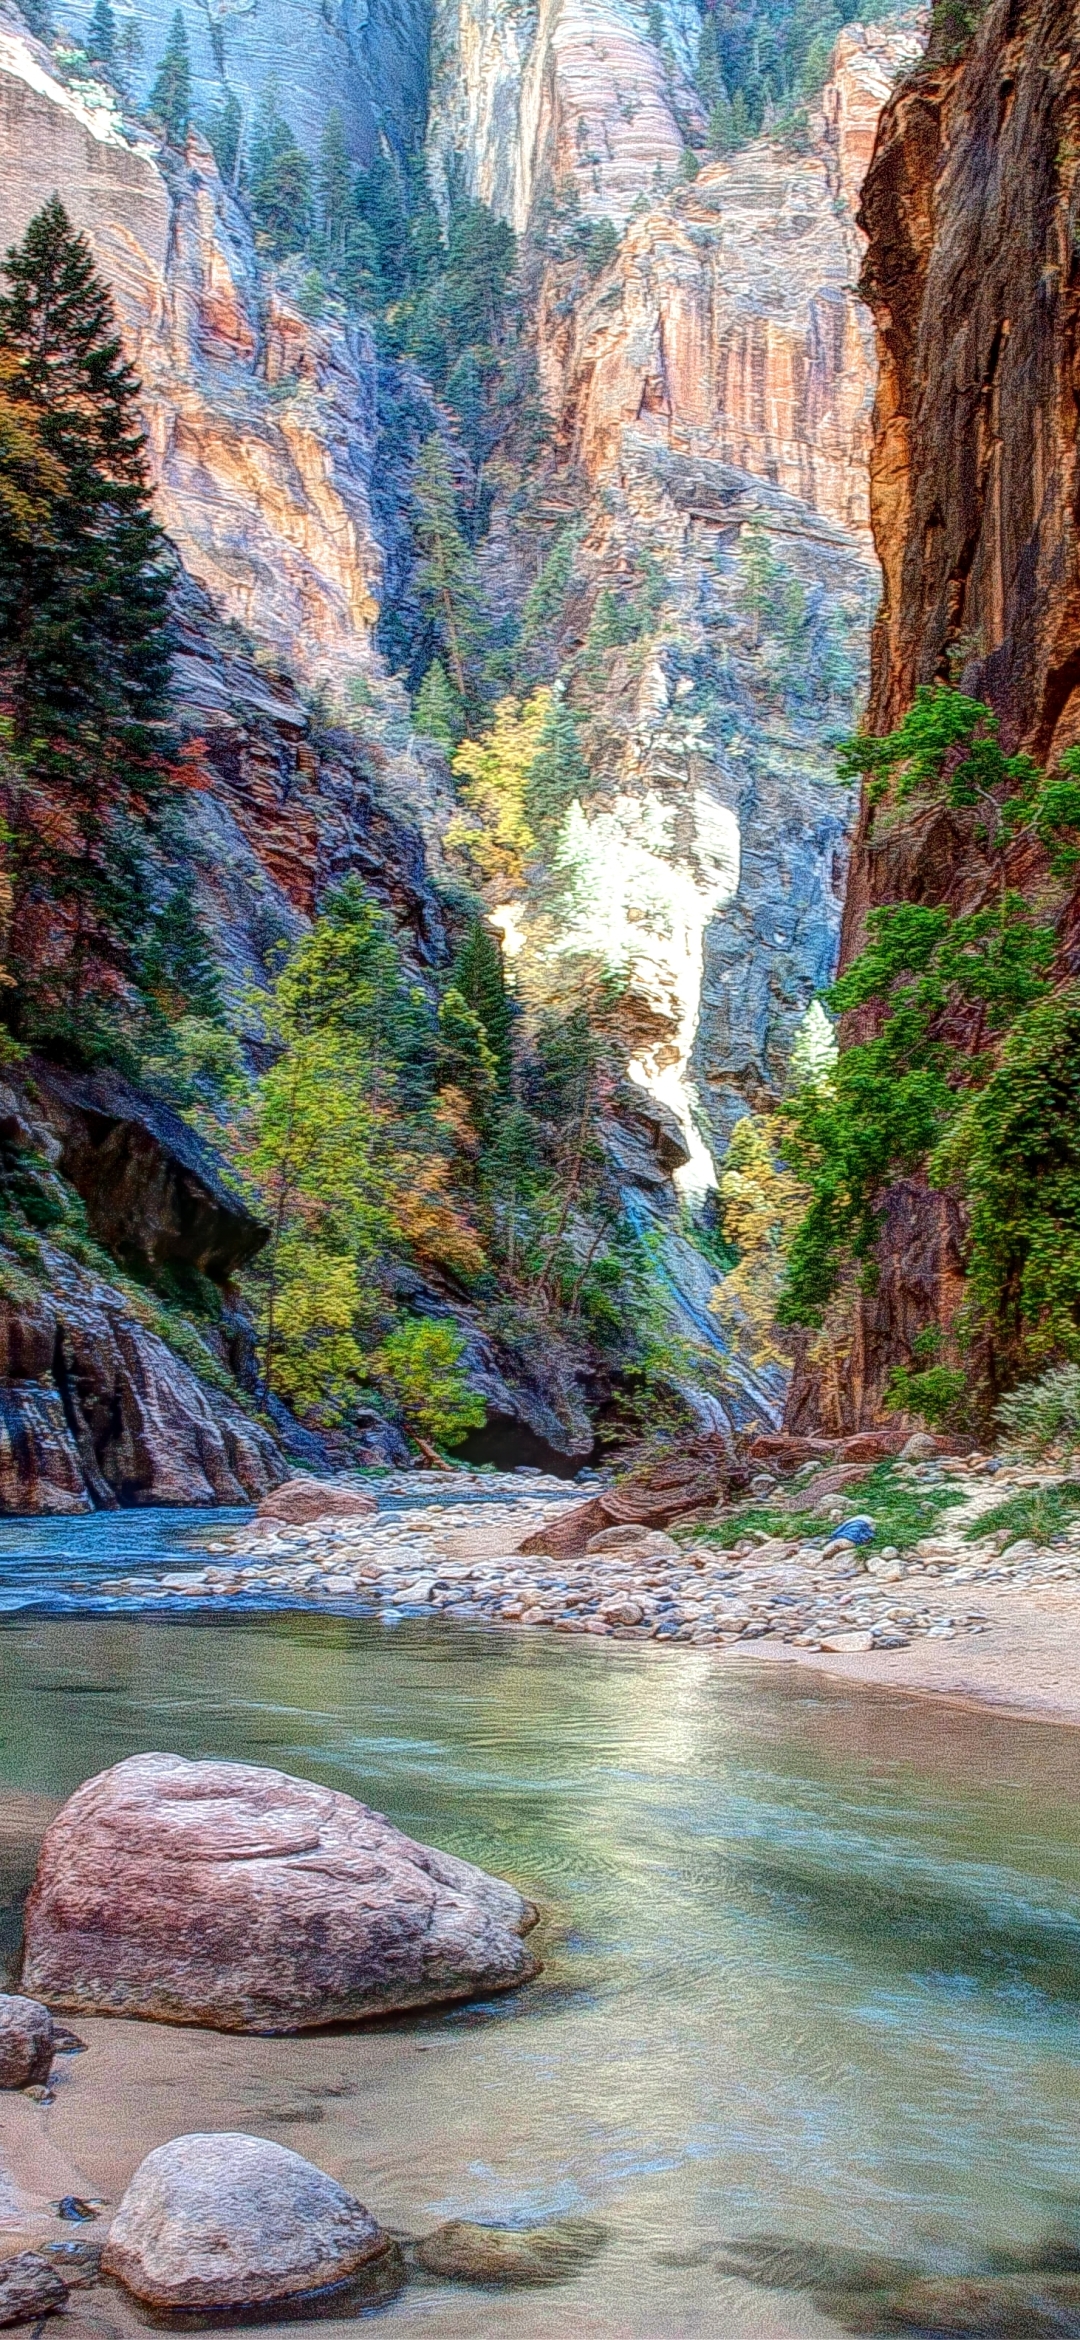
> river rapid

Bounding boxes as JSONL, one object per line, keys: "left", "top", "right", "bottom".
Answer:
{"left": 1, "top": 1507, "right": 1079, "bottom": 2336}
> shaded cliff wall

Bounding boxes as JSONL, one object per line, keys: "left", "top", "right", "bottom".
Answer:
{"left": 787, "top": 0, "right": 1080, "bottom": 1432}
{"left": 47, "top": 0, "right": 431, "bottom": 165}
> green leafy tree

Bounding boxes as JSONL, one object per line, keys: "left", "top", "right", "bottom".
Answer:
{"left": 248, "top": 87, "right": 313, "bottom": 259}
{"left": 0, "top": 200, "right": 176, "bottom": 1052}
{"left": 377, "top": 1318, "right": 485, "bottom": 1451}
{"left": 148, "top": 11, "right": 192, "bottom": 146}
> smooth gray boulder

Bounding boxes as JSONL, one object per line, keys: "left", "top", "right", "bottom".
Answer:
{"left": 20, "top": 1752, "right": 540, "bottom": 2032}
{"left": 0, "top": 1995, "right": 53, "bottom": 2089}
{"left": 101, "top": 2134, "right": 400, "bottom": 2314}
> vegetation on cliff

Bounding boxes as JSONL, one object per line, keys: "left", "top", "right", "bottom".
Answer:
{"left": 778, "top": 687, "right": 1080, "bottom": 1421}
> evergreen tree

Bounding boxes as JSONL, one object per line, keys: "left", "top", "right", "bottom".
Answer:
{"left": 248, "top": 87, "right": 313, "bottom": 259}
{"left": 450, "top": 920, "right": 513, "bottom": 1089}
{"left": 317, "top": 108, "right": 353, "bottom": 266}
{"left": 413, "top": 658, "right": 464, "bottom": 752}
{"left": 0, "top": 199, "right": 175, "bottom": 1047}
{"left": 524, "top": 692, "right": 590, "bottom": 838}
{"left": 86, "top": 0, "right": 117, "bottom": 74}
{"left": 696, "top": 12, "right": 724, "bottom": 110}
{"left": 412, "top": 434, "right": 480, "bottom": 698}
{"left": 148, "top": 11, "right": 192, "bottom": 147}
{"left": 18, "top": 0, "right": 52, "bottom": 38}
{"left": 353, "top": 150, "right": 411, "bottom": 308}
{"left": 206, "top": 88, "right": 242, "bottom": 186}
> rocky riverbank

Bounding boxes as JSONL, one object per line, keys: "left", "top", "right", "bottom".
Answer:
{"left": 88, "top": 1453, "right": 1080, "bottom": 1675}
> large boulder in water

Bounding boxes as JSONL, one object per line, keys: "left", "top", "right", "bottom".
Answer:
{"left": 102, "top": 2134, "right": 400, "bottom": 2314}
{"left": 20, "top": 1753, "right": 540, "bottom": 2032}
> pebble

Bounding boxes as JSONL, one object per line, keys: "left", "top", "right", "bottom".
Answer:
{"left": 90, "top": 1461, "right": 1080, "bottom": 1661}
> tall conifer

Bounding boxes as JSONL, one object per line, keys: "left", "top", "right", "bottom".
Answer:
{"left": 0, "top": 199, "right": 174, "bottom": 1047}
{"left": 148, "top": 11, "right": 192, "bottom": 147}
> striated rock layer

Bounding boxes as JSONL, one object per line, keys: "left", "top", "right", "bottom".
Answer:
{"left": 518, "top": 31, "right": 917, "bottom": 1179}
{"left": 787, "top": 0, "right": 1080, "bottom": 1431}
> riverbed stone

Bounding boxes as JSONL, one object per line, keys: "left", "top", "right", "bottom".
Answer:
{"left": 20, "top": 1752, "right": 540, "bottom": 2032}
{"left": 413, "top": 2217, "right": 608, "bottom": 2287}
{"left": 257, "top": 1478, "right": 377, "bottom": 1526}
{"left": 101, "top": 2134, "right": 400, "bottom": 2314}
{"left": 0, "top": 2252, "right": 68, "bottom": 2324}
{"left": 860, "top": 2272, "right": 1080, "bottom": 2335}
{"left": 0, "top": 1995, "right": 53, "bottom": 2089}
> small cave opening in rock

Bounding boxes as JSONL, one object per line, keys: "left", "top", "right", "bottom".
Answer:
{"left": 454, "top": 1417, "right": 594, "bottom": 1478}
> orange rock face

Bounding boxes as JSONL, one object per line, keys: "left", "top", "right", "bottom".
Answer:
{"left": 786, "top": 0, "right": 1080, "bottom": 1433}
{"left": 0, "top": 32, "right": 381, "bottom": 691}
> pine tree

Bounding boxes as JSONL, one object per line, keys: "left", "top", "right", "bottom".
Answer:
{"left": 412, "top": 434, "right": 480, "bottom": 698}
{"left": 249, "top": 87, "right": 313, "bottom": 259}
{"left": 354, "top": 150, "right": 410, "bottom": 306}
{"left": 413, "top": 658, "right": 464, "bottom": 752}
{"left": 206, "top": 89, "right": 242, "bottom": 186}
{"left": 524, "top": 693, "right": 590, "bottom": 839}
{"left": 149, "top": 10, "right": 192, "bottom": 147}
{"left": 450, "top": 920, "right": 513, "bottom": 1089}
{"left": 86, "top": 0, "right": 117, "bottom": 74}
{"left": 0, "top": 200, "right": 175, "bottom": 1047}
{"left": 317, "top": 109, "right": 353, "bottom": 266}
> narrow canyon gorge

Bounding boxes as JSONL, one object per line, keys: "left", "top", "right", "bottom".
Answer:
{"left": 0, "top": 0, "right": 1076, "bottom": 1497}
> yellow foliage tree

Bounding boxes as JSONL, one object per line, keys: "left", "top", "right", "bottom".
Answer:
{"left": 710, "top": 1113, "right": 806, "bottom": 1368}
{"left": 448, "top": 689, "right": 551, "bottom": 890}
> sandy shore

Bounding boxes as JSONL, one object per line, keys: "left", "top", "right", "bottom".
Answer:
{"left": 737, "top": 1577, "right": 1080, "bottom": 1723}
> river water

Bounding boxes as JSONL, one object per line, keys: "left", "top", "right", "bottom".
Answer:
{"left": 1, "top": 1513, "right": 1080, "bottom": 2335}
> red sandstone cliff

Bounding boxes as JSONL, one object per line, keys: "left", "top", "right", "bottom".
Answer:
{"left": 787, "top": 0, "right": 1080, "bottom": 1433}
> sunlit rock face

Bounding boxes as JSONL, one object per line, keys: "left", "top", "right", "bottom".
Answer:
{"left": 46, "top": 0, "right": 430, "bottom": 165}
{"left": 428, "top": 0, "right": 703, "bottom": 231}
{"left": 519, "top": 28, "right": 918, "bottom": 1181}
{"left": 0, "top": 23, "right": 386, "bottom": 695}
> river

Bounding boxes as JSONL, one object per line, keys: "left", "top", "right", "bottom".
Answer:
{"left": 1, "top": 1512, "right": 1079, "bottom": 2335}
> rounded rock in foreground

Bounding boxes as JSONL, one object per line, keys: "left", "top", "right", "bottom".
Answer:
{"left": 20, "top": 1752, "right": 540, "bottom": 2032}
{"left": 102, "top": 2134, "right": 401, "bottom": 2316}
{"left": 256, "top": 1477, "right": 377, "bottom": 1527}
{"left": 0, "top": 1994, "right": 53, "bottom": 2089}
{"left": 0, "top": 2252, "right": 68, "bottom": 2325}
{"left": 414, "top": 2217, "right": 607, "bottom": 2287}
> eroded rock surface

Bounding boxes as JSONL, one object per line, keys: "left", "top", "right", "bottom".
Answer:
{"left": 788, "top": 0, "right": 1080, "bottom": 1430}
{"left": 0, "top": 1998, "right": 53, "bottom": 2091}
{"left": 0, "top": 2252, "right": 68, "bottom": 2325}
{"left": 102, "top": 2133, "right": 398, "bottom": 2314}
{"left": 20, "top": 1753, "right": 540, "bottom": 2030}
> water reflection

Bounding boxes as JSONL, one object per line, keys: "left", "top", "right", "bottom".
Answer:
{"left": 0, "top": 1612, "right": 1078, "bottom": 2337}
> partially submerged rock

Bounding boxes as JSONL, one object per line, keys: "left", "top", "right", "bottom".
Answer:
{"left": 0, "top": 2252, "right": 68, "bottom": 2325}
{"left": 256, "top": 1478, "right": 377, "bottom": 1527}
{"left": 0, "top": 1995, "right": 53, "bottom": 2089}
{"left": 102, "top": 2134, "right": 401, "bottom": 2315}
{"left": 20, "top": 1752, "right": 540, "bottom": 2031}
{"left": 414, "top": 2217, "right": 607, "bottom": 2287}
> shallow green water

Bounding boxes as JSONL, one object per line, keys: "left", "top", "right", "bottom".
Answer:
{"left": 2, "top": 1609, "right": 1080, "bottom": 2336}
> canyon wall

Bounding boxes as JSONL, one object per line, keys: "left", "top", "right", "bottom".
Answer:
{"left": 47, "top": 0, "right": 431, "bottom": 165}
{"left": 787, "top": 0, "right": 1080, "bottom": 1431}
{"left": 506, "top": 27, "right": 917, "bottom": 1191}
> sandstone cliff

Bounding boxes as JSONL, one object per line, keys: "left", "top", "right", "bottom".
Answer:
{"left": 786, "top": 0, "right": 1080, "bottom": 1432}
{"left": 505, "top": 28, "right": 917, "bottom": 1182}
